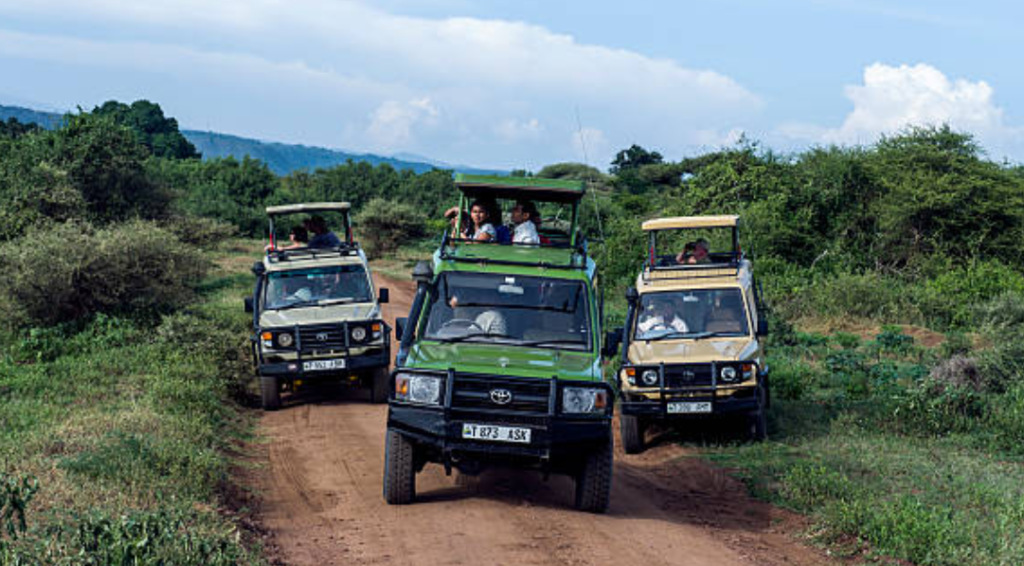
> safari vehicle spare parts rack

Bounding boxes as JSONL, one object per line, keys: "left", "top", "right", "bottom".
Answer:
{"left": 641, "top": 215, "right": 744, "bottom": 282}
{"left": 437, "top": 230, "right": 588, "bottom": 271}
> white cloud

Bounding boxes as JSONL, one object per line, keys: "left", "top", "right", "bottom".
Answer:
{"left": 494, "top": 118, "right": 543, "bottom": 142}
{"left": 366, "top": 97, "right": 440, "bottom": 150}
{"left": 570, "top": 127, "right": 610, "bottom": 166}
{"left": 780, "top": 63, "right": 1024, "bottom": 158}
{"left": 0, "top": 0, "right": 762, "bottom": 168}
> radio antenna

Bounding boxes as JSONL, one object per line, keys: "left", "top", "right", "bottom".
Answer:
{"left": 574, "top": 106, "right": 605, "bottom": 242}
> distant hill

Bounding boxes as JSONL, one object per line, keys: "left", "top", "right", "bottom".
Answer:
{"left": 0, "top": 104, "right": 502, "bottom": 176}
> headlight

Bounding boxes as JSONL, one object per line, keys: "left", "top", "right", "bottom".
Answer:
{"left": 394, "top": 373, "right": 442, "bottom": 405}
{"left": 641, "top": 369, "right": 659, "bottom": 387}
{"left": 720, "top": 366, "right": 737, "bottom": 382}
{"left": 562, "top": 387, "right": 608, "bottom": 414}
{"left": 277, "top": 332, "right": 294, "bottom": 348}
{"left": 351, "top": 326, "right": 367, "bottom": 342}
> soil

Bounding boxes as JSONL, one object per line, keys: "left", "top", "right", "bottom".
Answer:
{"left": 254, "top": 273, "right": 837, "bottom": 566}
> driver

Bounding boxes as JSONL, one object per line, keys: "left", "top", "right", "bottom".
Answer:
{"left": 637, "top": 296, "right": 688, "bottom": 337}
{"left": 448, "top": 295, "right": 508, "bottom": 335}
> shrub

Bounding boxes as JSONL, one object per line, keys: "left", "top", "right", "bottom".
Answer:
{"left": 916, "top": 261, "right": 1024, "bottom": 329}
{"left": 768, "top": 356, "right": 818, "bottom": 400}
{"left": 159, "top": 215, "right": 237, "bottom": 249}
{"left": 353, "top": 198, "right": 427, "bottom": 258}
{"left": 0, "top": 220, "right": 208, "bottom": 328}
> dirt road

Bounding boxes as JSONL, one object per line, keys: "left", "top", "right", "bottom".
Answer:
{"left": 256, "top": 274, "right": 833, "bottom": 566}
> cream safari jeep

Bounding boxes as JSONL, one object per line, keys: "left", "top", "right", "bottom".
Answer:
{"left": 244, "top": 203, "right": 391, "bottom": 410}
{"left": 615, "top": 215, "right": 769, "bottom": 453}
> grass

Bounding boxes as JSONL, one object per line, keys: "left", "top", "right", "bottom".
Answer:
{"left": 703, "top": 325, "right": 1024, "bottom": 566}
{"left": 0, "top": 239, "right": 263, "bottom": 564}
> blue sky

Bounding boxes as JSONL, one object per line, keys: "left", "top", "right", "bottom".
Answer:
{"left": 1, "top": 0, "right": 1022, "bottom": 170}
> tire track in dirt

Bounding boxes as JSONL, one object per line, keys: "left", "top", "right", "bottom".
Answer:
{"left": 256, "top": 273, "right": 835, "bottom": 566}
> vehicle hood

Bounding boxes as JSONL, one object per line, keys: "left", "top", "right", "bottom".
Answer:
{"left": 404, "top": 341, "right": 600, "bottom": 382}
{"left": 259, "top": 302, "right": 379, "bottom": 327}
{"left": 627, "top": 337, "right": 760, "bottom": 364}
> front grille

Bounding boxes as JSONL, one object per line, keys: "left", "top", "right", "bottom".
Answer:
{"left": 297, "top": 324, "right": 347, "bottom": 352}
{"left": 664, "top": 364, "right": 714, "bottom": 388}
{"left": 450, "top": 374, "right": 552, "bottom": 415}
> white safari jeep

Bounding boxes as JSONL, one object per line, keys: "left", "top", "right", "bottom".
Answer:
{"left": 245, "top": 203, "right": 391, "bottom": 409}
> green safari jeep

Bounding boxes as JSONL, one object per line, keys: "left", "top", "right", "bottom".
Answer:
{"left": 245, "top": 203, "right": 391, "bottom": 410}
{"left": 383, "top": 175, "right": 618, "bottom": 512}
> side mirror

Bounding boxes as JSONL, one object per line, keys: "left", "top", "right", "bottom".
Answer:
{"left": 625, "top": 286, "right": 639, "bottom": 305}
{"left": 251, "top": 261, "right": 266, "bottom": 276}
{"left": 603, "top": 328, "right": 623, "bottom": 357}
{"left": 756, "top": 318, "right": 769, "bottom": 337}
{"left": 395, "top": 317, "right": 407, "bottom": 341}
{"left": 244, "top": 297, "right": 254, "bottom": 313}
{"left": 412, "top": 261, "right": 434, "bottom": 286}
{"left": 378, "top": 287, "right": 390, "bottom": 304}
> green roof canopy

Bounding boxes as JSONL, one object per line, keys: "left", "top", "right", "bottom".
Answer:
{"left": 454, "top": 173, "right": 585, "bottom": 204}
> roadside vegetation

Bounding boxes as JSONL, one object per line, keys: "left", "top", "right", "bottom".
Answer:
{"left": 3, "top": 98, "right": 1024, "bottom": 563}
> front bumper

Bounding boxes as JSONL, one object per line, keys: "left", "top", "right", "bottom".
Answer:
{"left": 618, "top": 362, "right": 763, "bottom": 418}
{"left": 255, "top": 320, "right": 391, "bottom": 380}
{"left": 387, "top": 369, "right": 612, "bottom": 469}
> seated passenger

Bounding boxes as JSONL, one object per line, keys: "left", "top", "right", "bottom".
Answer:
{"left": 675, "top": 241, "right": 696, "bottom": 264}
{"left": 688, "top": 239, "right": 711, "bottom": 264}
{"left": 637, "top": 297, "right": 688, "bottom": 337}
{"left": 448, "top": 295, "right": 507, "bottom": 335}
{"left": 306, "top": 215, "right": 343, "bottom": 248}
{"left": 462, "top": 201, "right": 497, "bottom": 242}
{"left": 511, "top": 201, "right": 540, "bottom": 244}
{"left": 265, "top": 225, "right": 309, "bottom": 252}
{"left": 483, "top": 198, "right": 512, "bottom": 244}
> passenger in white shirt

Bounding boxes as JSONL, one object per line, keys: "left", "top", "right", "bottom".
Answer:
{"left": 511, "top": 201, "right": 540, "bottom": 245}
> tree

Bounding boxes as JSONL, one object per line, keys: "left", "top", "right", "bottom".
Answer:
{"left": 93, "top": 100, "right": 200, "bottom": 159}
{"left": 609, "top": 144, "right": 663, "bottom": 175}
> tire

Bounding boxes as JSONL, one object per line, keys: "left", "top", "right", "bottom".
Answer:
{"left": 747, "top": 386, "right": 767, "bottom": 442}
{"left": 575, "top": 440, "right": 614, "bottom": 513}
{"left": 619, "top": 414, "right": 644, "bottom": 454}
{"left": 370, "top": 367, "right": 390, "bottom": 404}
{"left": 383, "top": 429, "right": 416, "bottom": 504}
{"left": 260, "top": 375, "right": 281, "bottom": 411}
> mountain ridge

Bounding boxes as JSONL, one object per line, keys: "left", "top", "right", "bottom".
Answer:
{"left": 0, "top": 104, "right": 502, "bottom": 176}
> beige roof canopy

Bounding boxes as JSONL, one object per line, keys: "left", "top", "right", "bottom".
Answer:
{"left": 642, "top": 215, "right": 740, "bottom": 231}
{"left": 266, "top": 202, "right": 351, "bottom": 216}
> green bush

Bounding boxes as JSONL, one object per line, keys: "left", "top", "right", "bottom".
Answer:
{"left": 159, "top": 215, "right": 237, "bottom": 249}
{"left": 0, "top": 220, "right": 208, "bottom": 328}
{"left": 916, "top": 261, "right": 1024, "bottom": 328}
{"left": 768, "top": 355, "right": 818, "bottom": 400}
{"left": 353, "top": 198, "right": 427, "bottom": 258}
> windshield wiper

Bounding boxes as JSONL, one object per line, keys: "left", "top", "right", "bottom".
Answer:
{"left": 643, "top": 331, "right": 714, "bottom": 341}
{"left": 432, "top": 332, "right": 520, "bottom": 344}
{"left": 269, "top": 300, "right": 320, "bottom": 311}
{"left": 519, "top": 339, "right": 588, "bottom": 348}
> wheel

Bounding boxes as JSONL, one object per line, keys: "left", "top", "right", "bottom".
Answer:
{"left": 370, "top": 367, "right": 390, "bottom": 404}
{"left": 575, "top": 440, "right": 613, "bottom": 513}
{"left": 260, "top": 374, "right": 281, "bottom": 411}
{"left": 383, "top": 429, "right": 416, "bottom": 504}
{"left": 619, "top": 415, "right": 644, "bottom": 454}
{"left": 747, "top": 386, "right": 767, "bottom": 442}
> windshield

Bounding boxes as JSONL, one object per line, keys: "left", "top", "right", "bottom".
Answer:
{"left": 634, "top": 288, "right": 749, "bottom": 340}
{"left": 264, "top": 265, "right": 372, "bottom": 310}
{"left": 422, "top": 272, "right": 591, "bottom": 350}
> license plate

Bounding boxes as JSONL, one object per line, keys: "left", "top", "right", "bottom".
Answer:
{"left": 302, "top": 358, "right": 346, "bottom": 371}
{"left": 461, "top": 423, "right": 531, "bottom": 444}
{"left": 667, "top": 401, "right": 712, "bottom": 414}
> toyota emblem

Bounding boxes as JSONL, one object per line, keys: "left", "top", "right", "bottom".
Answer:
{"left": 316, "top": 332, "right": 329, "bottom": 342}
{"left": 490, "top": 389, "right": 513, "bottom": 405}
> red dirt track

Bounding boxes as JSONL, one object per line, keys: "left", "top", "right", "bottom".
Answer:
{"left": 255, "top": 274, "right": 835, "bottom": 566}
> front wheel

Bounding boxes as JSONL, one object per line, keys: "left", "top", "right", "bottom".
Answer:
{"left": 260, "top": 375, "right": 281, "bottom": 411}
{"left": 619, "top": 415, "right": 644, "bottom": 454}
{"left": 370, "top": 367, "right": 390, "bottom": 404}
{"left": 575, "top": 440, "right": 614, "bottom": 513}
{"left": 383, "top": 429, "right": 416, "bottom": 504}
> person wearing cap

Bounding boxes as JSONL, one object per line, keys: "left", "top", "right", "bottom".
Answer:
{"left": 636, "top": 296, "right": 688, "bottom": 338}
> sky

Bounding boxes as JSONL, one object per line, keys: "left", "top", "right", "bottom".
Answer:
{"left": 1, "top": 0, "right": 1022, "bottom": 171}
